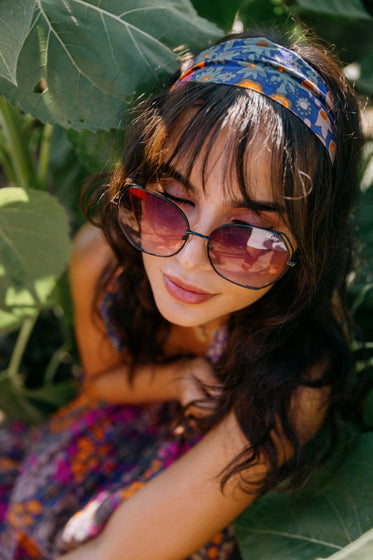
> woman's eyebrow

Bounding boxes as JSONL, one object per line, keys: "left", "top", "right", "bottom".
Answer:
{"left": 158, "top": 164, "right": 196, "bottom": 192}
{"left": 231, "top": 197, "right": 284, "bottom": 214}
{"left": 159, "top": 163, "right": 285, "bottom": 213}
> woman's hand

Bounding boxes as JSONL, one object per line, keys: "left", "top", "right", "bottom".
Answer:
{"left": 173, "top": 356, "right": 222, "bottom": 420}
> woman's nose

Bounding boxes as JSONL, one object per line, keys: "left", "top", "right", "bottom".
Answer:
{"left": 176, "top": 231, "right": 210, "bottom": 272}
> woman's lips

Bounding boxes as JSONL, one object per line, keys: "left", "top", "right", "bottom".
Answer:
{"left": 163, "top": 274, "right": 216, "bottom": 304}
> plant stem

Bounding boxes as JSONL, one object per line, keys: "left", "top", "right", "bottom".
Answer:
{"left": 7, "top": 315, "right": 38, "bottom": 383}
{"left": 44, "top": 345, "right": 70, "bottom": 384}
{"left": 37, "top": 122, "right": 53, "bottom": 189}
{"left": 0, "top": 145, "right": 17, "bottom": 185}
{"left": 0, "top": 97, "right": 36, "bottom": 189}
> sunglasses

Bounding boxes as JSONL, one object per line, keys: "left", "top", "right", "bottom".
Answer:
{"left": 111, "top": 184, "right": 296, "bottom": 290}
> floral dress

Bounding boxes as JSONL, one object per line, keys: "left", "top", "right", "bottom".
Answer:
{"left": 0, "top": 291, "right": 237, "bottom": 559}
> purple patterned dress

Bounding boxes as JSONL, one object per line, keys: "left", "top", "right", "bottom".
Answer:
{"left": 0, "top": 291, "right": 236, "bottom": 559}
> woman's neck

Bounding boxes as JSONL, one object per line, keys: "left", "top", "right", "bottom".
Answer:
{"left": 164, "top": 318, "right": 228, "bottom": 358}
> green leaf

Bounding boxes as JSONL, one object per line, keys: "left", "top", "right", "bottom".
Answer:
{"left": 67, "top": 127, "right": 124, "bottom": 173}
{"left": 191, "top": 0, "right": 242, "bottom": 31}
{"left": 47, "top": 125, "right": 90, "bottom": 229}
{"left": 0, "top": 369, "right": 76, "bottom": 423}
{"left": 239, "top": 0, "right": 291, "bottom": 29}
{"left": 0, "top": 0, "right": 222, "bottom": 131}
{"left": 0, "top": 370, "right": 44, "bottom": 424}
{"left": 294, "top": 0, "right": 372, "bottom": 20}
{"left": 357, "top": 51, "right": 373, "bottom": 92}
{"left": 22, "top": 380, "right": 77, "bottom": 415}
{"left": 0, "top": 306, "right": 36, "bottom": 335}
{"left": 0, "top": 0, "right": 35, "bottom": 85}
{"left": 235, "top": 433, "right": 373, "bottom": 560}
{"left": 0, "top": 188, "right": 71, "bottom": 332}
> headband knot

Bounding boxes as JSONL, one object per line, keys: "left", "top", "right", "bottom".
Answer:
{"left": 172, "top": 38, "right": 336, "bottom": 162}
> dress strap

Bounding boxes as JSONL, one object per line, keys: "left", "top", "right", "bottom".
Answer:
{"left": 206, "top": 327, "right": 228, "bottom": 364}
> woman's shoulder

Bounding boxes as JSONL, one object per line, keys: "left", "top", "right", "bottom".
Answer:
{"left": 69, "top": 223, "right": 125, "bottom": 376}
{"left": 70, "top": 223, "right": 114, "bottom": 286}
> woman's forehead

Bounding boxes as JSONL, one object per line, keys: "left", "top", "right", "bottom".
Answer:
{"left": 165, "top": 124, "right": 279, "bottom": 204}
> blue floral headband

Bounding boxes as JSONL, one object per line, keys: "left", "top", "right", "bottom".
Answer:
{"left": 172, "top": 37, "right": 336, "bottom": 162}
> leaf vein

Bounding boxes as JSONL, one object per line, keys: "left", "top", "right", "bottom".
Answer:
{"left": 126, "top": 26, "right": 160, "bottom": 83}
{"left": 69, "top": 0, "right": 176, "bottom": 50}
{"left": 100, "top": 11, "right": 121, "bottom": 76}
{"left": 0, "top": 52, "right": 12, "bottom": 76}
{"left": 241, "top": 529, "right": 342, "bottom": 550}
{"left": 0, "top": 225, "right": 27, "bottom": 272}
{"left": 323, "top": 495, "right": 352, "bottom": 542}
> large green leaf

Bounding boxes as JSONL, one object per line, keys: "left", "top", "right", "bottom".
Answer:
{"left": 235, "top": 433, "right": 373, "bottom": 559}
{"left": 0, "top": 0, "right": 35, "bottom": 85}
{"left": 0, "top": 0, "right": 222, "bottom": 131}
{"left": 0, "top": 188, "right": 71, "bottom": 333}
{"left": 294, "top": 0, "right": 372, "bottom": 20}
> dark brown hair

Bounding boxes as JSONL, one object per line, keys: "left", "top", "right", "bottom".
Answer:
{"left": 87, "top": 27, "right": 363, "bottom": 492}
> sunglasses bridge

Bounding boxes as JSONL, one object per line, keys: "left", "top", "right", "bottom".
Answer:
{"left": 181, "top": 229, "right": 213, "bottom": 250}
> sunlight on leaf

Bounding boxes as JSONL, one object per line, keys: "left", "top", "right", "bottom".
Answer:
{"left": 0, "top": 307, "right": 35, "bottom": 335}
{"left": 0, "top": 188, "right": 71, "bottom": 333}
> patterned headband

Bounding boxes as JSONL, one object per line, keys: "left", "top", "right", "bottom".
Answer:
{"left": 172, "top": 37, "right": 336, "bottom": 162}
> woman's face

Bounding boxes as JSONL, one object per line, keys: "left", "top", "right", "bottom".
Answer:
{"left": 142, "top": 133, "right": 296, "bottom": 329}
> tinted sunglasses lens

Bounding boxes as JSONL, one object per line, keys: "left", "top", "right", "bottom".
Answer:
{"left": 209, "top": 225, "right": 290, "bottom": 288}
{"left": 117, "top": 187, "right": 187, "bottom": 256}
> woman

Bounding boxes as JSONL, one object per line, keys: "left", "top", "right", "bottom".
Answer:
{"left": 0, "top": 28, "right": 362, "bottom": 560}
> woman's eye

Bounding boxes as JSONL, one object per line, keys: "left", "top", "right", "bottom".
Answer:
{"left": 232, "top": 216, "right": 268, "bottom": 229}
{"left": 232, "top": 210, "right": 279, "bottom": 230}
{"left": 233, "top": 219, "right": 252, "bottom": 226}
{"left": 156, "top": 178, "right": 195, "bottom": 206}
{"left": 161, "top": 190, "right": 195, "bottom": 207}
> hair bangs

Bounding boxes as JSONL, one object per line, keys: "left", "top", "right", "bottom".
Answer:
{"left": 124, "top": 82, "right": 324, "bottom": 239}
{"left": 134, "top": 85, "right": 281, "bottom": 206}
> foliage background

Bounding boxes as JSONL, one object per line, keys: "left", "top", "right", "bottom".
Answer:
{"left": 0, "top": 0, "right": 372, "bottom": 558}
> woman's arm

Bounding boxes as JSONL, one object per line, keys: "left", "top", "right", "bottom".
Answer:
{"left": 70, "top": 224, "right": 220, "bottom": 408}
{"left": 57, "top": 383, "right": 328, "bottom": 560}
{"left": 88, "top": 356, "right": 220, "bottom": 413}
{"left": 57, "top": 411, "right": 259, "bottom": 560}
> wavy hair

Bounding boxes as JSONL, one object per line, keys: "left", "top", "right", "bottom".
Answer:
{"left": 86, "top": 27, "right": 363, "bottom": 492}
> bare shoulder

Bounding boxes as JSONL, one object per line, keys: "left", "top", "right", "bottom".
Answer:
{"left": 69, "top": 223, "right": 123, "bottom": 376}
{"left": 70, "top": 222, "right": 114, "bottom": 287}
